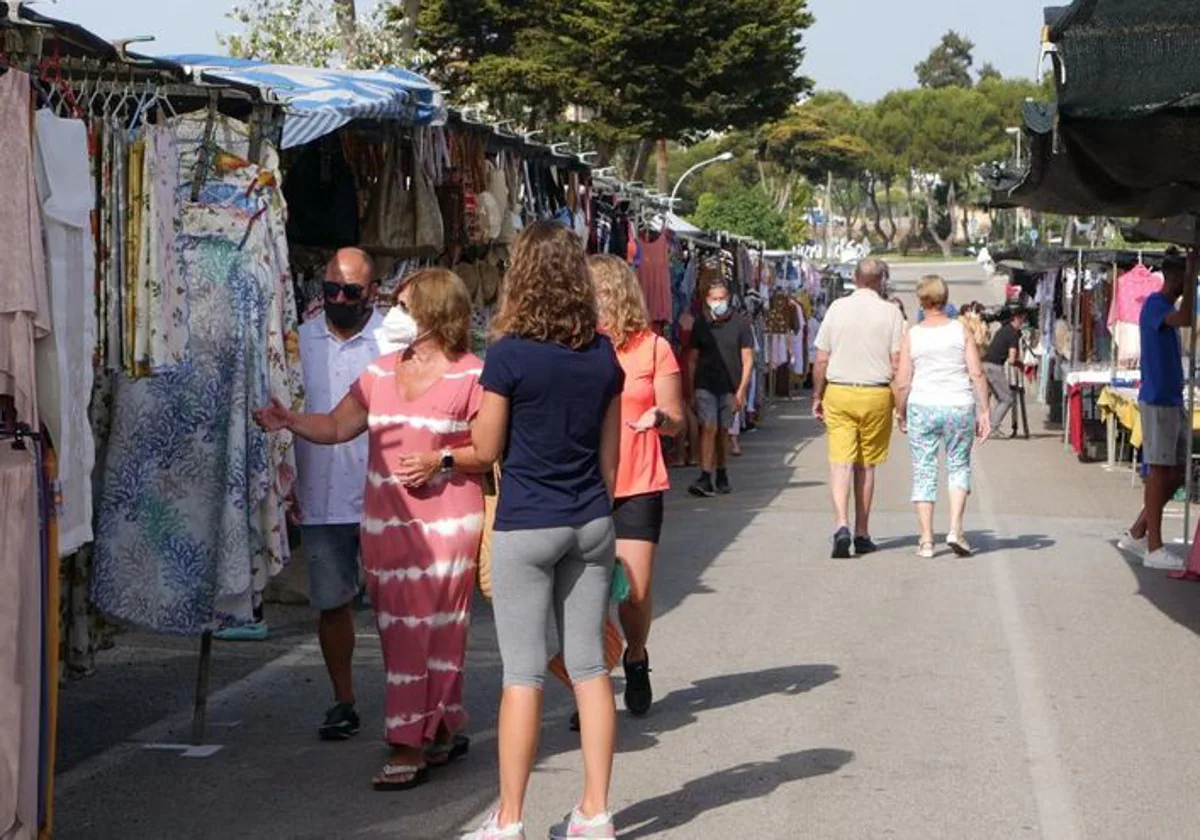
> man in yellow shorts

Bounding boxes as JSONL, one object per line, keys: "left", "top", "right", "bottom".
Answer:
{"left": 813, "top": 259, "right": 906, "bottom": 558}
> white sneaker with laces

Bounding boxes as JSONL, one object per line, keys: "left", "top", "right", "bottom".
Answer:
{"left": 462, "top": 813, "right": 525, "bottom": 840}
{"left": 1117, "top": 531, "right": 1148, "bottom": 556}
{"left": 1143, "top": 548, "right": 1185, "bottom": 571}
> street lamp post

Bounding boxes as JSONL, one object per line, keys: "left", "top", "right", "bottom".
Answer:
{"left": 668, "top": 151, "right": 735, "bottom": 217}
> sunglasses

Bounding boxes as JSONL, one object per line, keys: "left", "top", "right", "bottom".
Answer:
{"left": 324, "top": 281, "right": 366, "bottom": 302}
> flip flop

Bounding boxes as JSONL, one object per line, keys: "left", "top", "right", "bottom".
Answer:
{"left": 425, "top": 734, "right": 470, "bottom": 767}
{"left": 372, "top": 763, "right": 430, "bottom": 792}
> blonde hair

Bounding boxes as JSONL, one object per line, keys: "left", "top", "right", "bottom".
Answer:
{"left": 588, "top": 254, "right": 649, "bottom": 350}
{"left": 404, "top": 268, "right": 473, "bottom": 354}
{"left": 492, "top": 221, "right": 597, "bottom": 350}
{"left": 916, "top": 275, "right": 949, "bottom": 310}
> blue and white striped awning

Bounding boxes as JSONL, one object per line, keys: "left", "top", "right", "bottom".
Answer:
{"left": 166, "top": 55, "right": 446, "bottom": 148}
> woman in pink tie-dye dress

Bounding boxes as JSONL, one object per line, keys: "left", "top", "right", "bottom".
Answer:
{"left": 254, "top": 268, "right": 486, "bottom": 791}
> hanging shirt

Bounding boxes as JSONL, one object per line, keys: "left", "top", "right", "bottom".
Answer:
{"left": 33, "top": 109, "right": 97, "bottom": 556}
{"left": 1108, "top": 264, "right": 1164, "bottom": 327}
{"left": 636, "top": 233, "right": 673, "bottom": 323}
{"left": 295, "top": 309, "right": 397, "bottom": 525}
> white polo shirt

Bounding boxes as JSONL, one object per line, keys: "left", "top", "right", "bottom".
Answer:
{"left": 815, "top": 288, "right": 905, "bottom": 386}
{"left": 294, "top": 310, "right": 397, "bottom": 526}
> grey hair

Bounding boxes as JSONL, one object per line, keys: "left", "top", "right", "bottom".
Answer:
{"left": 856, "top": 258, "right": 889, "bottom": 288}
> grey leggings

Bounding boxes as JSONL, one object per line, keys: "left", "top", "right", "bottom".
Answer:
{"left": 490, "top": 517, "right": 616, "bottom": 688}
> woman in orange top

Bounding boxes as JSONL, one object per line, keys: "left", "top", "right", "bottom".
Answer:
{"left": 587, "top": 255, "right": 685, "bottom": 717}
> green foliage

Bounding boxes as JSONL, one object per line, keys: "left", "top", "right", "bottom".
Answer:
{"left": 690, "top": 187, "right": 791, "bottom": 249}
{"left": 915, "top": 30, "right": 975, "bottom": 89}
{"left": 415, "top": 0, "right": 814, "bottom": 145}
{"left": 223, "top": 0, "right": 413, "bottom": 68}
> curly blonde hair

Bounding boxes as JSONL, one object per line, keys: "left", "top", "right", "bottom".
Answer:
{"left": 492, "top": 220, "right": 597, "bottom": 350}
{"left": 588, "top": 254, "right": 649, "bottom": 350}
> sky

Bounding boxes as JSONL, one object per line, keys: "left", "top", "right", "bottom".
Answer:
{"left": 51, "top": 0, "right": 1050, "bottom": 102}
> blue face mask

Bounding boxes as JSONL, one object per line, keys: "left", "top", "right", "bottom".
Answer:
{"left": 709, "top": 300, "right": 730, "bottom": 318}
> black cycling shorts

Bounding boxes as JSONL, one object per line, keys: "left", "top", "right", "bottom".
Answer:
{"left": 612, "top": 492, "right": 665, "bottom": 543}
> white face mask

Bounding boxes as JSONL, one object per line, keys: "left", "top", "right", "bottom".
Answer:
{"left": 382, "top": 306, "right": 421, "bottom": 348}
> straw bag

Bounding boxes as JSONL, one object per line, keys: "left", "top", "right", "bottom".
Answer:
{"left": 548, "top": 618, "right": 625, "bottom": 688}
{"left": 476, "top": 464, "right": 500, "bottom": 600}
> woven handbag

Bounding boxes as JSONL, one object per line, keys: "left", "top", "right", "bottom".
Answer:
{"left": 476, "top": 464, "right": 500, "bottom": 600}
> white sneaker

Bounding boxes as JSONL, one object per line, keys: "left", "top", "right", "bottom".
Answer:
{"left": 462, "top": 813, "right": 525, "bottom": 840}
{"left": 946, "top": 533, "right": 973, "bottom": 557}
{"left": 1143, "top": 548, "right": 1185, "bottom": 571}
{"left": 1117, "top": 531, "right": 1148, "bottom": 556}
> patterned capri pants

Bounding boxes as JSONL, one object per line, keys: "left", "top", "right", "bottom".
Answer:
{"left": 907, "top": 403, "right": 976, "bottom": 503}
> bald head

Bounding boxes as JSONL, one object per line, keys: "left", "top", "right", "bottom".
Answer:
{"left": 855, "top": 258, "right": 889, "bottom": 292}
{"left": 327, "top": 247, "right": 376, "bottom": 287}
{"left": 323, "top": 247, "right": 377, "bottom": 336}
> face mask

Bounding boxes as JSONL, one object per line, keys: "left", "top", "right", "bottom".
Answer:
{"left": 382, "top": 306, "right": 421, "bottom": 348}
{"left": 709, "top": 300, "right": 730, "bottom": 318}
{"left": 325, "top": 301, "right": 368, "bottom": 332}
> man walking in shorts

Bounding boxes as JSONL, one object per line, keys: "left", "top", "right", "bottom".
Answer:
{"left": 813, "top": 259, "right": 906, "bottom": 558}
{"left": 295, "top": 248, "right": 396, "bottom": 738}
{"left": 688, "top": 280, "right": 754, "bottom": 497}
{"left": 1120, "top": 247, "right": 1194, "bottom": 571}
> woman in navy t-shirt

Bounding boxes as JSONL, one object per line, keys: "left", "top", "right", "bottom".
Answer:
{"left": 467, "top": 220, "right": 624, "bottom": 840}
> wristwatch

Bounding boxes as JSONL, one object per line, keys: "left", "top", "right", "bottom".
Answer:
{"left": 439, "top": 448, "right": 455, "bottom": 474}
{"left": 653, "top": 409, "right": 666, "bottom": 429}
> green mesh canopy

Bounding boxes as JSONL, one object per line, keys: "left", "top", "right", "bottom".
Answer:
{"left": 986, "top": 1, "right": 1200, "bottom": 219}
{"left": 1049, "top": 0, "right": 1200, "bottom": 118}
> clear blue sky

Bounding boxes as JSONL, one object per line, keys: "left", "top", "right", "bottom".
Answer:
{"left": 51, "top": 0, "right": 1049, "bottom": 101}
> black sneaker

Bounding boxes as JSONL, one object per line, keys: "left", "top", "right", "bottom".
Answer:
{"left": 715, "top": 471, "right": 732, "bottom": 495}
{"left": 319, "top": 702, "right": 360, "bottom": 741}
{"left": 854, "top": 535, "right": 878, "bottom": 556}
{"left": 832, "top": 527, "right": 853, "bottom": 559}
{"left": 688, "top": 474, "right": 715, "bottom": 498}
{"left": 623, "top": 651, "right": 653, "bottom": 717}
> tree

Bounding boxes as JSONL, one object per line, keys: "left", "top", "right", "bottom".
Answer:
{"left": 223, "top": 0, "right": 413, "bottom": 68}
{"left": 416, "top": 0, "right": 814, "bottom": 168}
{"left": 977, "top": 62, "right": 1003, "bottom": 84}
{"left": 915, "top": 30, "right": 975, "bottom": 89}
{"left": 690, "top": 186, "right": 791, "bottom": 249}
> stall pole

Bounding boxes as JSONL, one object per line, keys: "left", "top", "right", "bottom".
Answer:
{"left": 191, "top": 630, "right": 213, "bottom": 745}
{"left": 1184, "top": 242, "right": 1199, "bottom": 550}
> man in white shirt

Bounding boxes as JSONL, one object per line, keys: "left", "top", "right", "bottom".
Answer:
{"left": 295, "top": 247, "right": 396, "bottom": 741}
{"left": 813, "top": 259, "right": 906, "bottom": 559}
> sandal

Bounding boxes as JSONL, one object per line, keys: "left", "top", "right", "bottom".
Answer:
{"left": 916, "top": 542, "right": 935, "bottom": 559}
{"left": 425, "top": 734, "right": 470, "bottom": 767}
{"left": 372, "top": 763, "right": 430, "bottom": 791}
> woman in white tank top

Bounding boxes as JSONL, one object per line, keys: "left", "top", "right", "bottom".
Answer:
{"left": 894, "top": 276, "right": 992, "bottom": 559}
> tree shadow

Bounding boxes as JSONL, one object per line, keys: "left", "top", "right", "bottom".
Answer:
{"left": 614, "top": 749, "right": 855, "bottom": 838}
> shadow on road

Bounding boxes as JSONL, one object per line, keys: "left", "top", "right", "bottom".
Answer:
{"left": 1118, "top": 542, "right": 1200, "bottom": 637}
{"left": 618, "top": 664, "right": 840, "bottom": 753}
{"left": 966, "top": 530, "right": 1056, "bottom": 555}
{"left": 614, "top": 748, "right": 855, "bottom": 838}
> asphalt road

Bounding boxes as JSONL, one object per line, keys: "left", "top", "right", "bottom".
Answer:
{"left": 54, "top": 263, "right": 1200, "bottom": 839}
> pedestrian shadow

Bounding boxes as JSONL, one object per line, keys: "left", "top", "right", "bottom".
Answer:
{"left": 1118, "top": 541, "right": 1200, "bottom": 639}
{"left": 965, "top": 530, "right": 1056, "bottom": 554}
{"left": 613, "top": 748, "right": 855, "bottom": 838}
{"left": 616, "top": 664, "right": 840, "bottom": 753}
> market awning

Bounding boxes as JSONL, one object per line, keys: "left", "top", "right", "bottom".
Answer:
{"left": 165, "top": 55, "right": 446, "bottom": 148}
{"left": 1045, "top": 0, "right": 1200, "bottom": 119}
{"left": 988, "top": 2, "right": 1200, "bottom": 219}
{"left": 986, "top": 99, "right": 1200, "bottom": 218}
